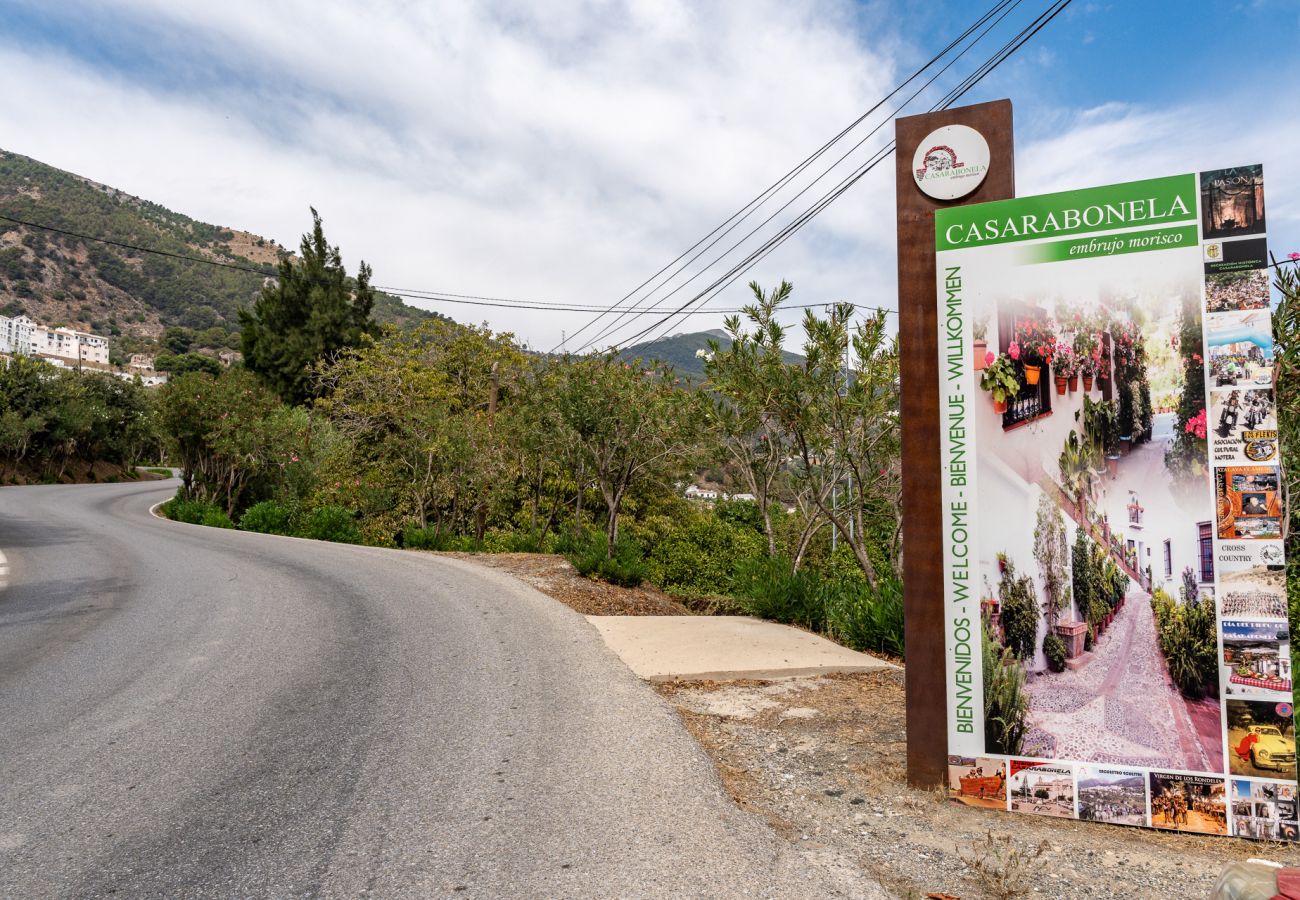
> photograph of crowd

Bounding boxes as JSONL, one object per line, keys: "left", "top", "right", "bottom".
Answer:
{"left": 1205, "top": 269, "right": 1271, "bottom": 312}
{"left": 1217, "top": 465, "right": 1283, "bottom": 540}
{"left": 1207, "top": 309, "right": 1275, "bottom": 387}
{"left": 1077, "top": 766, "right": 1147, "bottom": 826}
{"left": 1222, "top": 620, "right": 1291, "bottom": 699}
{"left": 1209, "top": 389, "right": 1277, "bottom": 465}
{"left": 947, "top": 756, "right": 1007, "bottom": 809}
{"left": 1008, "top": 761, "right": 1075, "bottom": 818}
{"left": 1201, "top": 165, "right": 1265, "bottom": 239}
{"left": 1217, "top": 545, "right": 1288, "bottom": 621}
{"left": 1227, "top": 699, "right": 1297, "bottom": 779}
{"left": 1150, "top": 772, "right": 1228, "bottom": 835}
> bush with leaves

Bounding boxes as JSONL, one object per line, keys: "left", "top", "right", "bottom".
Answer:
{"left": 636, "top": 508, "right": 766, "bottom": 595}
{"left": 297, "top": 505, "right": 363, "bottom": 544}
{"left": 239, "top": 500, "right": 296, "bottom": 535}
{"left": 997, "top": 555, "right": 1038, "bottom": 661}
{"left": 982, "top": 618, "right": 1027, "bottom": 756}
{"left": 1042, "top": 633, "right": 1067, "bottom": 673}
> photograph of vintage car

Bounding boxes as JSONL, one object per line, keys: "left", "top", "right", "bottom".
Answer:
{"left": 1227, "top": 699, "right": 1298, "bottom": 778}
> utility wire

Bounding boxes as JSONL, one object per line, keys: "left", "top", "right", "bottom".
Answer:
{"left": 572, "top": 0, "right": 1032, "bottom": 354}
{"left": 608, "top": 0, "right": 1074, "bottom": 352}
{"left": 547, "top": 0, "right": 1021, "bottom": 354}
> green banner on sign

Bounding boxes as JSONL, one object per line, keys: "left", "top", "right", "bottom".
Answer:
{"left": 936, "top": 173, "right": 1197, "bottom": 251}
{"left": 1022, "top": 224, "right": 1199, "bottom": 264}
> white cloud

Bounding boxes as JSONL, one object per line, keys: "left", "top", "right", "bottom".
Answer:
{"left": 1, "top": 1, "right": 1294, "bottom": 352}
{"left": 0, "top": 0, "right": 910, "bottom": 349}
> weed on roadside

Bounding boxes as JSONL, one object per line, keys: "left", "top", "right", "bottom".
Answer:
{"left": 958, "top": 831, "right": 1048, "bottom": 900}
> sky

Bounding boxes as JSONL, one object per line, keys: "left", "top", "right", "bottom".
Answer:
{"left": 0, "top": 0, "right": 1297, "bottom": 351}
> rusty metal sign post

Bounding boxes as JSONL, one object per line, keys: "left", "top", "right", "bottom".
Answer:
{"left": 895, "top": 99, "right": 1015, "bottom": 788}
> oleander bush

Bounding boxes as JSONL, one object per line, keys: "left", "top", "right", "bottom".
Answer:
{"left": 297, "top": 505, "right": 363, "bottom": 544}
{"left": 238, "top": 500, "right": 296, "bottom": 535}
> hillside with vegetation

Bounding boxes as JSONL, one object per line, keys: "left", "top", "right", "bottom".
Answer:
{"left": 619, "top": 327, "right": 805, "bottom": 380}
{"left": 0, "top": 149, "right": 435, "bottom": 362}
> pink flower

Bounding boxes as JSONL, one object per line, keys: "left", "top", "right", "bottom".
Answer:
{"left": 985, "top": 350, "right": 996, "bottom": 367}
{"left": 290, "top": 454, "right": 299, "bottom": 462}
{"left": 1008, "top": 341, "right": 1021, "bottom": 361}
{"left": 1290, "top": 251, "right": 1300, "bottom": 261}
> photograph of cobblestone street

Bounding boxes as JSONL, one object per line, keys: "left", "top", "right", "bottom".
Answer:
{"left": 1021, "top": 581, "right": 1223, "bottom": 771}
{"left": 971, "top": 261, "right": 1224, "bottom": 773}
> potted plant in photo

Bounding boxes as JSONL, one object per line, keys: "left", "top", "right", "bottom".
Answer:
{"left": 1053, "top": 340, "right": 1076, "bottom": 395}
{"left": 1117, "top": 385, "right": 1135, "bottom": 454}
{"left": 1012, "top": 316, "right": 1056, "bottom": 386}
{"left": 973, "top": 315, "right": 990, "bottom": 371}
{"left": 980, "top": 352, "right": 1020, "bottom": 413}
{"left": 1074, "top": 329, "right": 1098, "bottom": 391}
{"left": 1101, "top": 400, "right": 1121, "bottom": 478}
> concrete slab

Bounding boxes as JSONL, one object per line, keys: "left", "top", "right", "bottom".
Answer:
{"left": 585, "top": 615, "right": 897, "bottom": 681}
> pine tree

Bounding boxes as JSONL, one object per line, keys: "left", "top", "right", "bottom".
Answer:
{"left": 240, "top": 209, "right": 377, "bottom": 405}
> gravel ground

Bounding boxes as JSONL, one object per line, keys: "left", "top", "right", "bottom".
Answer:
{"left": 439, "top": 552, "right": 698, "bottom": 615}
{"left": 654, "top": 671, "right": 1300, "bottom": 899}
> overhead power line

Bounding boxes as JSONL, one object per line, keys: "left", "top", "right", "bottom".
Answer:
{"left": 0, "top": 210, "right": 894, "bottom": 320}
{"left": 547, "top": 0, "right": 1022, "bottom": 355}
{"left": 566, "top": 0, "right": 1035, "bottom": 354}
{"left": 596, "top": 0, "right": 1076, "bottom": 353}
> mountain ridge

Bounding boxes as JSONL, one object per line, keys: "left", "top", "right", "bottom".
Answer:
{"left": 0, "top": 149, "right": 435, "bottom": 361}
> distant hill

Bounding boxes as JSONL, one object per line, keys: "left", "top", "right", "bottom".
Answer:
{"left": 618, "top": 328, "right": 804, "bottom": 381}
{"left": 0, "top": 149, "right": 436, "bottom": 359}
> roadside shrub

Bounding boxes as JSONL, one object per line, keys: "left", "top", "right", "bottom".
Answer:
{"left": 239, "top": 500, "right": 295, "bottom": 535}
{"left": 1042, "top": 633, "right": 1067, "bottom": 673}
{"left": 823, "top": 573, "right": 905, "bottom": 658}
{"left": 163, "top": 497, "right": 227, "bottom": 525}
{"left": 730, "top": 556, "right": 826, "bottom": 632}
{"left": 298, "top": 505, "right": 363, "bottom": 544}
{"left": 643, "top": 513, "right": 765, "bottom": 595}
{"left": 200, "top": 508, "right": 234, "bottom": 528}
{"left": 568, "top": 532, "right": 647, "bottom": 587}
{"left": 403, "top": 525, "right": 454, "bottom": 550}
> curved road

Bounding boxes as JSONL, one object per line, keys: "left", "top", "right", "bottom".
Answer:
{"left": 0, "top": 481, "right": 838, "bottom": 898}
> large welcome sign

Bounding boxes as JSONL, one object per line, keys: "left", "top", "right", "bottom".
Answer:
{"left": 937, "top": 165, "right": 1295, "bottom": 839}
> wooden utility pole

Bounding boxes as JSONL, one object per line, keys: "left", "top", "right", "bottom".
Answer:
{"left": 895, "top": 99, "right": 1015, "bottom": 788}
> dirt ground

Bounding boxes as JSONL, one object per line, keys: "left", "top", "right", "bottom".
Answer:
{"left": 440, "top": 552, "right": 699, "bottom": 616}
{"left": 455, "top": 553, "right": 1300, "bottom": 898}
{"left": 654, "top": 671, "right": 1300, "bottom": 899}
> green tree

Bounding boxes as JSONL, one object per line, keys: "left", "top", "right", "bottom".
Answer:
{"left": 553, "top": 353, "right": 699, "bottom": 556}
{"left": 159, "top": 368, "right": 312, "bottom": 515}
{"left": 316, "top": 320, "right": 524, "bottom": 536}
{"left": 240, "top": 209, "right": 377, "bottom": 405}
{"left": 997, "top": 554, "right": 1038, "bottom": 661}
{"left": 155, "top": 351, "right": 223, "bottom": 376}
{"left": 704, "top": 281, "right": 800, "bottom": 558}
{"left": 1033, "top": 492, "right": 1071, "bottom": 633}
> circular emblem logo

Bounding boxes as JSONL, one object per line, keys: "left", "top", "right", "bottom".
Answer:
{"left": 1244, "top": 439, "right": 1277, "bottom": 462}
{"left": 912, "top": 124, "right": 991, "bottom": 200}
{"left": 1261, "top": 544, "right": 1284, "bottom": 565}
{"left": 1277, "top": 702, "right": 1293, "bottom": 718}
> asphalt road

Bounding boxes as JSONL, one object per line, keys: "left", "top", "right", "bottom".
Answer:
{"left": 0, "top": 481, "right": 844, "bottom": 898}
